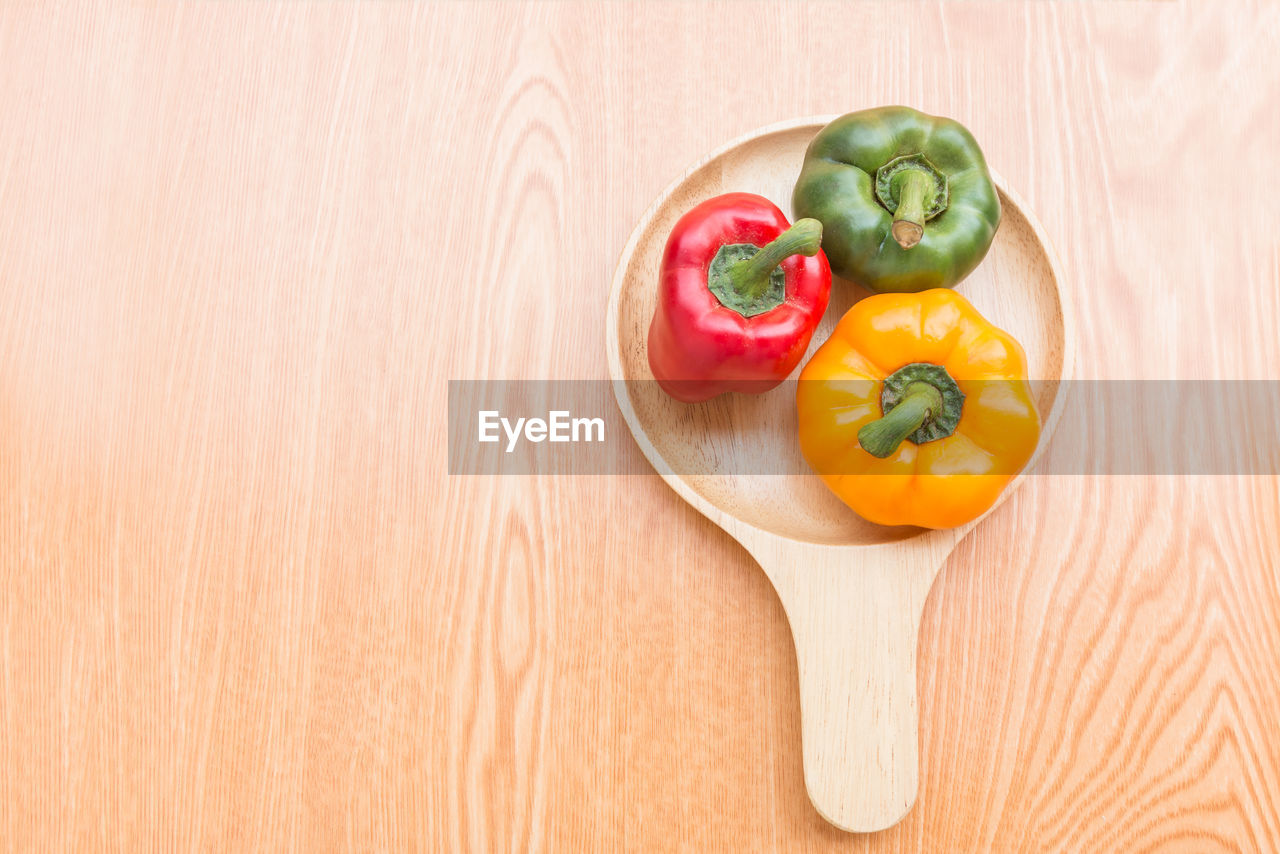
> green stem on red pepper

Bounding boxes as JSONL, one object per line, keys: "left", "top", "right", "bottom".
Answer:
{"left": 708, "top": 218, "right": 823, "bottom": 317}
{"left": 732, "top": 218, "right": 824, "bottom": 298}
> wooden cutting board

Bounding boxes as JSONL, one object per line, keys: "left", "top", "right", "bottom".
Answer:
{"left": 606, "top": 117, "right": 1073, "bottom": 830}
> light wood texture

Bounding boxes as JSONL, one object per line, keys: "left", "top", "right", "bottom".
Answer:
{"left": 1, "top": 2, "right": 1279, "bottom": 851}
{"left": 605, "top": 119, "right": 1072, "bottom": 830}
{"left": 756, "top": 537, "right": 954, "bottom": 832}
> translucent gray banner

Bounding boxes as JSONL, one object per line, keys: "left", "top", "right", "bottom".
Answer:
{"left": 447, "top": 381, "right": 1280, "bottom": 476}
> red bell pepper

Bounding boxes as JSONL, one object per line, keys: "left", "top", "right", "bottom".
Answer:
{"left": 647, "top": 193, "right": 831, "bottom": 402}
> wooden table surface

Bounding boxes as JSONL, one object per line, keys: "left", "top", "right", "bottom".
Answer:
{"left": 2, "top": 2, "right": 1278, "bottom": 851}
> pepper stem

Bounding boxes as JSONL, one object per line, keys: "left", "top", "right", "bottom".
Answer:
{"left": 890, "top": 170, "right": 933, "bottom": 250}
{"left": 858, "top": 381, "right": 944, "bottom": 458}
{"left": 727, "top": 218, "right": 823, "bottom": 300}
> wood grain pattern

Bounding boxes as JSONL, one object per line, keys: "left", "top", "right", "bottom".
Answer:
{"left": 0, "top": 1, "right": 1277, "bottom": 851}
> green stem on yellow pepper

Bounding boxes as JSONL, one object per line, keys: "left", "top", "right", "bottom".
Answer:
{"left": 858, "top": 381, "right": 943, "bottom": 458}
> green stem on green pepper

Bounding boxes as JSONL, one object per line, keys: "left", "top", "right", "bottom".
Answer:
{"left": 890, "top": 170, "right": 933, "bottom": 250}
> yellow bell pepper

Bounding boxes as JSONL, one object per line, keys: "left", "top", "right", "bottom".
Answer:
{"left": 796, "top": 289, "right": 1040, "bottom": 529}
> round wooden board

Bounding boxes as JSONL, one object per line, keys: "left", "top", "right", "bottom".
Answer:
{"left": 607, "top": 117, "right": 1073, "bottom": 547}
{"left": 605, "top": 116, "right": 1074, "bottom": 831}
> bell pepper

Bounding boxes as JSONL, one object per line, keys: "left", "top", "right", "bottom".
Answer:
{"left": 648, "top": 192, "right": 831, "bottom": 403}
{"left": 796, "top": 289, "right": 1039, "bottom": 529}
{"left": 792, "top": 106, "right": 1001, "bottom": 293}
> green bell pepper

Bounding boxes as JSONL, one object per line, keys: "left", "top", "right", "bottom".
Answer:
{"left": 792, "top": 107, "right": 1001, "bottom": 293}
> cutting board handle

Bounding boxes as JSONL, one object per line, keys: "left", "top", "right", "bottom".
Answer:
{"left": 749, "top": 536, "right": 948, "bottom": 832}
